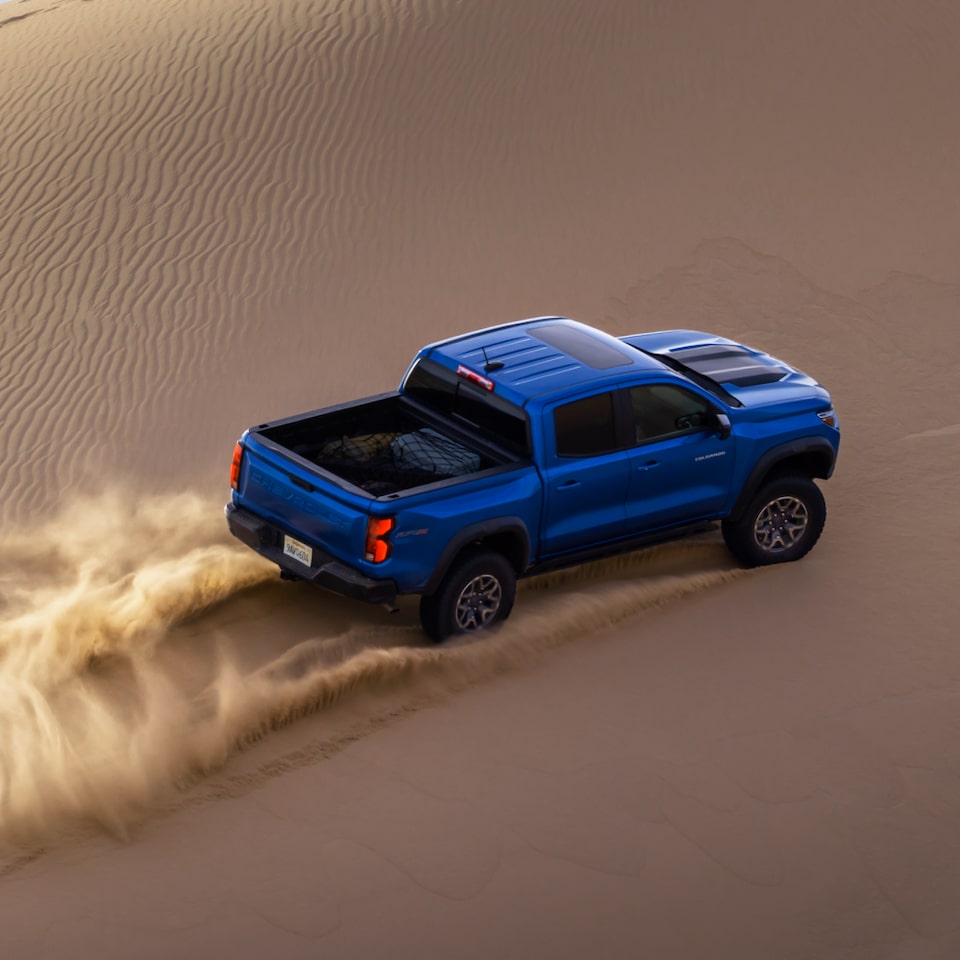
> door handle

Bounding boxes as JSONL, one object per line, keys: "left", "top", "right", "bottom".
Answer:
{"left": 635, "top": 460, "right": 660, "bottom": 471}
{"left": 557, "top": 479, "right": 581, "bottom": 489}
{"left": 289, "top": 474, "right": 316, "bottom": 492}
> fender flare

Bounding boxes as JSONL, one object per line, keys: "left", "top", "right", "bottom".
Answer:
{"left": 727, "top": 436, "right": 836, "bottom": 522}
{"left": 423, "top": 517, "right": 532, "bottom": 596}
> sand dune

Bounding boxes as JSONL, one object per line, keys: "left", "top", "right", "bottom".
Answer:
{"left": 5, "top": 0, "right": 960, "bottom": 522}
{"left": 2, "top": 0, "right": 960, "bottom": 956}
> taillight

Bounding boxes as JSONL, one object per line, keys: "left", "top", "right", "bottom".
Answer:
{"left": 230, "top": 442, "right": 244, "bottom": 490}
{"left": 364, "top": 516, "right": 395, "bottom": 563}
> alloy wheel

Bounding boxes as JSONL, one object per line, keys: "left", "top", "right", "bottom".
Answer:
{"left": 753, "top": 495, "right": 809, "bottom": 553}
{"left": 454, "top": 574, "right": 502, "bottom": 630}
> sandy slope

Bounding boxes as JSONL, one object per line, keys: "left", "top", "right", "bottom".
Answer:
{"left": 2, "top": 0, "right": 960, "bottom": 957}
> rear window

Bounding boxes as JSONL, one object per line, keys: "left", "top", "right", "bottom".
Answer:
{"left": 402, "top": 358, "right": 531, "bottom": 456}
{"left": 554, "top": 392, "right": 619, "bottom": 457}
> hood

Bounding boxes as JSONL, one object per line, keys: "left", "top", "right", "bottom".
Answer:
{"left": 620, "top": 330, "right": 830, "bottom": 409}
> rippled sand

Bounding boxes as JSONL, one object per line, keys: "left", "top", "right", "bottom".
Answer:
{"left": 2, "top": 1, "right": 960, "bottom": 957}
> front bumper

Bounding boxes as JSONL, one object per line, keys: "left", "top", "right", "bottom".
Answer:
{"left": 225, "top": 503, "right": 397, "bottom": 605}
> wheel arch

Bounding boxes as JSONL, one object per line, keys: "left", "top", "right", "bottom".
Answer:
{"left": 728, "top": 437, "right": 836, "bottom": 522}
{"left": 423, "top": 518, "right": 531, "bottom": 596}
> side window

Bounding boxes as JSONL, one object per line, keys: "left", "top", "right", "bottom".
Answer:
{"left": 630, "top": 384, "right": 711, "bottom": 444}
{"left": 554, "top": 392, "right": 619, "bottom": 458}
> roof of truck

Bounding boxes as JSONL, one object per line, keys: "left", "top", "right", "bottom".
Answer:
{"left": 421, "top": 317, "right": 667, "bottom": 405}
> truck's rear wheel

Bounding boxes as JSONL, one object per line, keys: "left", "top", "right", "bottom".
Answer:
{"left": 722, "top": 476, "right": 826, "bottom": 567}
{"left": 419, "top": 551, "right": 516, "bottom": 643}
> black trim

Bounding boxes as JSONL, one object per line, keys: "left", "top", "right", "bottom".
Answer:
{"left": 401, "top": 357, "right": 532, "bottom": 457}
{"left": 423, "top": 517, "right": 532, "bottom": 595}
{"left": 613, "top": 388, "right": 637, "bottom": 450}
{"left": 400, "top": 391, "right": 532, "bottom": 464}
{"left": 251, "top": 416, "right": 529, "bottom": 503}
{"left": 255, "top": 391, "right": 397, "bottom": 431}
{"left": 727, "top": 437, "right": 836, "bottom": 521}
{"left": 660, "top": 344, "right": 789, "bottom": 388}
{"left": 726, "top": 371, "right": 787, "bottom": 387}
{"left": 225, "top": 503, "right": 397, "bottom": 605}
{"left": 528, "top": 521, "right": 717, "bottom": 575}
{"left": 631, "top": 347, "right": 744, "bottom": 408}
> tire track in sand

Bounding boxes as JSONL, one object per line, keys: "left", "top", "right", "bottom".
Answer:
{"left": 0, "top": 487, "right": 749, "bottom": 851}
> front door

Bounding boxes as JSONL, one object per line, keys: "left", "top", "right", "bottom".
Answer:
{"left": 624, "top": 383, "right": 735, "bottom": 531}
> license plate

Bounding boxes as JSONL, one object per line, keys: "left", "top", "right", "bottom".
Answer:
{"left": 283, "top": 534, "right": 313, "bottom": 567}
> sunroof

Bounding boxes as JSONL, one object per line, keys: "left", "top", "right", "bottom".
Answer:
{"left": 527, "top": 324, "right": 633, "bottom": 370}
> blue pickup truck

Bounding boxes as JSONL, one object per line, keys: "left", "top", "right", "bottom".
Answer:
{"left": 227, "top": 317, "right": 839, "bottom": 640}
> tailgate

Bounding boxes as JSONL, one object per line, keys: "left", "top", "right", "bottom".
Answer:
{"left": 233, "top": 431, "right": 370, "bottom": 565}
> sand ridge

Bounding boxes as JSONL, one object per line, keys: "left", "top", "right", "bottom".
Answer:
{"left": 2, "top": 0, "right": 960, "bottom": 956}
{"left": 5, "top": 0, "right": 960, "bottom": 522}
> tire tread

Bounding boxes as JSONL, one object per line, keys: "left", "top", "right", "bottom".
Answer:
{"left": 722, "top": 475, "right": 826, "bottom": 567}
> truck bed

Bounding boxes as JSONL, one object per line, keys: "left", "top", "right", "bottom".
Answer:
{"left": 254, "top": 394, "right": 510, "bottom": 496}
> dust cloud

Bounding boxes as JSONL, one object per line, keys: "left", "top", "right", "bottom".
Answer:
{"left": 0, "top": 490, "right": 747, "bottom": 847}
{"left": 0, "top": 490, "right": 273, "bottom": 842}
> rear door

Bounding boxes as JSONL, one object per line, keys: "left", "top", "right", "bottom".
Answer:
{"left": 624, "top": 382, "right": 735, "bottom": 530}
{"left": 540, "top": 391, "right": 631, "bottom": 555}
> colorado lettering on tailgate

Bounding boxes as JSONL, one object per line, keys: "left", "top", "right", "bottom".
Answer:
{"left": 250, "top": 468, "right": 349, "bottom": 528}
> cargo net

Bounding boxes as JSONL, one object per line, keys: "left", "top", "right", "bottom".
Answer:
{"left": 312, "top": 429, "right": 483, "bottom": 495}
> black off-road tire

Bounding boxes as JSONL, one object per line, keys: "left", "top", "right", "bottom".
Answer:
{"left": 419, "top": 551, "right": 517, "bottom": 643}
{"left": 722, "top": 475, "right": 826, "bottom": 568}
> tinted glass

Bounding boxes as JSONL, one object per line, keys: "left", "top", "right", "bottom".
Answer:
{"left": 403, "top": 358, "right": 531, "bottom": 456}
{"left": 528, "top": 324, "right": 634, "bottom": 369}
{"left": 630, "top": 384, "right": 710, "bottom": 444}
{"left": 626, "top": 344, "right": 744, "bottom": 407}
{"left": 554, "top": 392, "right": 619, "bottom": 457}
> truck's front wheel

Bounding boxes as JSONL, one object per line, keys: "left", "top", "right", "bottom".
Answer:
{"left": 722, "top": 475, "right": 826, "bottom": 567}
{"left": 419, "top": 551, "right": 516, "bottom": 643}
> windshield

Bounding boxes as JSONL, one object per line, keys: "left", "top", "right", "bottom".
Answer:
{"left": 401, "top": 357, "right": 532, "bottom": 456}
{"left": 630, "top": 346, "right": 744, "bottom": 407}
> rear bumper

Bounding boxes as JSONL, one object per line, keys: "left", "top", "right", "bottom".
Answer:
{"left": 225, "top": 503, "right": 397, "bottom": 605}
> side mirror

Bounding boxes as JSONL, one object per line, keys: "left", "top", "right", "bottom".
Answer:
{"left": 675, "top": 412, "right": 710, "bottom": 431}
{"left": 715, "top": 412, "right": 731, "bottom": 439}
